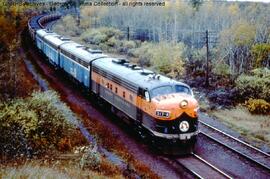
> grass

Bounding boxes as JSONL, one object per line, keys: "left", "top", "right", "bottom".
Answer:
{"left": 210, "top": 106, "right": 270, "bottom": 146}
{"left": 0, "top": 160, "right": 123, "bottom": 179}
{"left": 66, "top": 101, "right": 160, "bottom": 179}
{"left": 198, "top": 97, "right": 211, "bottom": 112}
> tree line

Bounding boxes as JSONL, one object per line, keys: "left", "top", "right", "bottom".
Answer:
{"left": 74, "top": 1, "right": 269, "bottom": 78}
{"left": 54, "top": 0, "right": 270, "bottom": 108}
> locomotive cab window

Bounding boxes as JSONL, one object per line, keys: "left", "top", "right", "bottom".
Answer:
{"left": 175, "top": 85, "right": 191, "bottom": 95}
{"left": 151, "top": 86, "right": 173, "bottom": 98}
{"left": 151, "top": 85, "right": 192, "bottom": 98}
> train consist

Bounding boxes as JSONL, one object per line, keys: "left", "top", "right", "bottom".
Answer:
{"left": 28, "top": 14, "right": 199, "bottom": 154}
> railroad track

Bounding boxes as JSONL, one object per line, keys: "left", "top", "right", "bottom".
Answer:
{"left": 174, "top": 153, "right": 233, "bottom": 179}
{"left": 199, "top": 120, "right": 270, "bottom": 172}
{"left": 30, "top": 13, "right": 270, "bottom": 178}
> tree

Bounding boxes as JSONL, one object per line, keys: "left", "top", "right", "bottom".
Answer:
{"left": 252, "top": 43, "right": 270, "bottom": 68}
{"left": 219, "top": 21, "right": 256, "bottom": 77}
{"left": 190, "top": 0, "right": 203, "bottom": 11}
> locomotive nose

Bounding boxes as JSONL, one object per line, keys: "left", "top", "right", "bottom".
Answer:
{"left": 153, "top": 93, "right": 199, "bottom": 120}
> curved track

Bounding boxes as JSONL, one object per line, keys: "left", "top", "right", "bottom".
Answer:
{"left": 27, "top": 13, "right": 270, "bottom": 178}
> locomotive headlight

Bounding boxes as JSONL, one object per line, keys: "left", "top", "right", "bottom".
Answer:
{"left": 180, "top": 100, "right": 188, "bottom": 109}
{"left": 179, "top": 121, "right": 189, "bottom": 132}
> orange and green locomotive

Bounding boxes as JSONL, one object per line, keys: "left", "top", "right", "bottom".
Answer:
{"left": 29, "top": 14, "right": 199, "bottom": 154}
{"left": 91, "top": 58, "right": 199, "bottom": 153}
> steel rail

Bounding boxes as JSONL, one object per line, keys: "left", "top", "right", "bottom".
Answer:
{"left": 199, "top": 131, "right": 270, "bottom": 171}
{"left": 199, "top": 120, "right": 270, "bottom": 157}
{"left": 173, "top": 158, "right": 204, "bottom": 179}
{"left": 192, "top": 153, "right": 233, "bottom": 179}
{"left": 173, "top": 153, "right": 232, "bottom": 179}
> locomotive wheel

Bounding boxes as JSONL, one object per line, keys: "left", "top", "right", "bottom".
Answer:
{"left": 188, "top": 137, "right": 197, "bottom": 153}
{"left": 134, "top": 124, "right": 147, "bottom": 141}
{"left": 147, "top": 134, "right": 162, "bottom": 154}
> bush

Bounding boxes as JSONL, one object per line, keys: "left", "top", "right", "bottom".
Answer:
{"left": 80, "top": 27, "right": 125, "bottom": 52}
{"left": 81, "top": 29, "right": 106, "bottom": 45}
{"left": 80, "top": 146, "right": 101, "bottom": 170}
{"left": 184, "top": 47, "right": 206, "bottom": 75}
{"left": 81, "top": 28, "right": 124, "bottom": 46}
{"left": 123, "top": 40, "right": 137, "bottom": 49}
{"left": 118, "top": 40, "right": 137, "bottom": 53}
{"left": 154, "top": 42, "right": 185, "bottom": 77}
{"left": 251, "top": 43, "right": 270, "bottom": 68}
{"left": 245, "top": 99, "right": 270, "bottom": 115}
{"left": 100, "top": 27, "right": 124, "bottom": 39}
{"left": 92, "top": 33, "right": 107, "bottom": 45}
{"left": 61, "top": 15, "right": 81, "bottom": 36}
{"left": 106, "top": 37, "right": 119, "bottom": 48}
{"left": 212, "top": 62, "right": 230, "bottom": 77}
{"left": 235, "top": 68, "right": 270, "bottom": 102}
{"left": 0, "top": 91, "right": 77, "bottom": 157}
{"left": 132, "top": 42, "right": 185, "bottom": 78}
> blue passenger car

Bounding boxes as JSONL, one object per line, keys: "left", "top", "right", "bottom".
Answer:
{"left": 59, "top": 42, "right": 107, "bottom": 88}
{"left": 43, "top": 35, "right": 70, "bottom": 66}
{"left": 36, "top": 29, "right": 50, "bottom": 50}
{"left": 36, "top": 29, "right": 57, "bottom": 57}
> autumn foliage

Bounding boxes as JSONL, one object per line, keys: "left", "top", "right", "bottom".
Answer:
{"left": 245, "top": 99, "right": 270, "bottom": 115}
{"left": 235, "top": 68, "right": 270, "bottom": 102}
{"left": 0, "top": 91, "right": 77, "bottom": 157}
{"left": 0, "top": 0, "right": 39, "bottom": 100}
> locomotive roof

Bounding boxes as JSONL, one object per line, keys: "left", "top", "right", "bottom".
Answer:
{"left": 44, "top": 34, "right": 69, "bottom": 47}
{"left": 36, "top": 29, "right": 56, "bottom": 38}
{"left": 60, "top": 42, "right": 108, "bottom": 63}
{"left": 93, "top": 57, "right": 189, "bottom": 91}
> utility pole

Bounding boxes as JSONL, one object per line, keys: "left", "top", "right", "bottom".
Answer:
{"left": 94, "top": 17, "right": 97, "bottom": 28}
{"left": 75, "top": 0, "right": 80, "bottom": 26}
{"left": 127, "top": 26, "right": 130, "bottom": 41}
{"left": 205, "top": 30, "right": 210, "bottom": 87}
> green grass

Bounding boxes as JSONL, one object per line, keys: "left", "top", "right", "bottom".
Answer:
{"left": 210, "top": 106, "right": 270, "bottom": 146}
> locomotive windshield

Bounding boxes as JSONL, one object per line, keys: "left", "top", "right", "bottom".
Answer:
{"left": 175, "top": 85, "right": 191, "bottom": 95}
{"left": 151, "top": 85, "right": 191, "bottom": 98}
{"left": 151, "top": 86, "right": 173, "bottom": 98}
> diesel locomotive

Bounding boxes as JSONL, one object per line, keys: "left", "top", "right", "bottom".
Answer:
{"left": 28, "top": 13, "right": 199, "bottom": 154}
